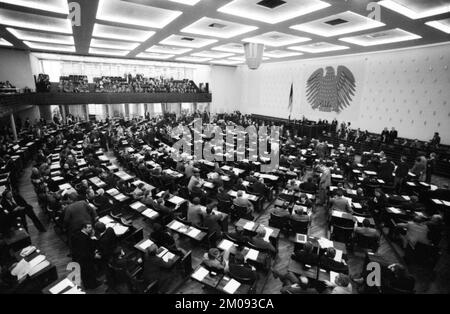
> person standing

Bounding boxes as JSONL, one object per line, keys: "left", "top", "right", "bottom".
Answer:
{"left": 426, "top": 153, "right": 437, "bottom": 183}
{"left": 394, "top": 156, "right": 409, "bottom": 193}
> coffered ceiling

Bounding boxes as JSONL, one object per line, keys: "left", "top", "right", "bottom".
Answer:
{"left": 0, "top": 0, "right": 449, "bottom": 67}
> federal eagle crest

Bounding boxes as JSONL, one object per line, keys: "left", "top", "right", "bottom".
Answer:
{"left": 306, "top": 66, "right": 356, "bottom": 113}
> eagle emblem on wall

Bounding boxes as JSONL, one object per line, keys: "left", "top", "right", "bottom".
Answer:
{"left": 306, "top": 66, "right": 356, "bottom": 113}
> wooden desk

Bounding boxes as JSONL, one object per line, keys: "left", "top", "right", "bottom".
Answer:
{"left": 191, "top": 265, "right": 223, "bottom": 289}
{"left": 166, "top": 220, "right": 206, "bottom": 241}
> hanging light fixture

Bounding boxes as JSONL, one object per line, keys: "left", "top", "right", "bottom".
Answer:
{"left": 244, "top": 42, "right": 264, "bottom": 70}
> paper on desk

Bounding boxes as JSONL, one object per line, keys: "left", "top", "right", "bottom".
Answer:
{"left": 28, "top": 260, "right": 50, "bottom": 276}
{"left": 330, "top": 271, "right": 339, "bottom": 284}
{"left": 218, "top": 239, "right": 234, "bottom": 251}
{"left": 162, "top": 252, "right": 175, "bottom": 262}
{"left": 187, "top": 228, "right": 201, "bottom": 238}
{"left": 353, "top": 203, "right": 362, "bottom": 209}
{"left": 138, "top": 239, "right": 154, "bottom": 251}
{"left": 354, "top": 216, "right": 365, "bottom": 223}
{"left": 245, "top": 249, "right": 259, "bottom": 261}
{"left": 112, "top": 224, "right": 129, "bottom": 236}
{"left": 11, "top": 259, "right": 31, "bottom": 281}
{"left": 318, "top": 238, "right": 334, "bottom": 249}
{"left": 170, "top": 196, "right": 185, "bottom": 205}
{"left": 263, "top": 227, "right": 273, "bottom": 242}
{"left": 63, "top": 286, "right": 85, "bottom": 294}
{"left": 130, "top": 202, "right": 144, "bottom": 210}
{"left": 388, "top": 207, "right": 402, "bottom": 214}
{"left": 157, "top": 247, "right": 169, "bottom": 258}
{"left": 334, "top": 250, "right": 343, "bottom": 262}
{"left": 116, "top": 194, "right": 128, "bottom": 202}
{"left": 49, "top": 278, "right": 75, "bottom": 294}
{"left": 170, "top": 220, "right": 184, "bottom": 230}
{"left": 28, "top": 254, "right": 46, "bottom": 269}
{"left": 443, "top": 201, "right": 450, "bottom": 207}
{"left": 142, "top": 209, "right": 158, "bottom": 219}
{"left": 402, "top": 195, "right": 411, "bottom": 201}
{"left": 243, "top": 221, "right": 255, "bottom": 230}
{"left": 99, "top": 216, "right": 115, "bottom": 225}
{"left": 192, "top": 267, "right": 209, "bottom": 281}
{"left": 223, "top": 279, "right": 240, "bottom": 294}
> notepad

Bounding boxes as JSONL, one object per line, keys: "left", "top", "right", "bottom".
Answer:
{"left": 223, "top": 279, "right": 240, "bottom": 294}
{"left": 106, "top": 188, "right": 119, "bottom": 196}
{"left": 243, "top": 221, "right": 256, "bottom": 230}
{"left": 112, "top": 224, "right": 129, "bottom": 236}
{"left": 334, "top": 250, "right": 343, "bottom": 262}
{"left": 192, "top": 267, "right": 209, "bottom": 281}
{"left": 169, "top": 196, "right": 185, "bottom": 205}
{"left": 245, "top": 249, "right": 259, "bottom": 261}
{"left": 130, "top": 202, "right": 145, "bottom": 211}
{"left": 353, "top": 203, "right": 362, "bottom": 209}
{"left": 318, "top": 238, "right": 334, "bottom": 249}
{"left": 170, "top": 220, "right": 184, "bottom": 230}
{"left": 49, "top": 278, "right": 75, "bottom": 294}
{"left": 99, "top": 216, "right": 115, "bottom": 225}
{"left": 187, "top": 228, "right": 201, "bottom": 238}
{"left": 218, "top": 239, "right": 234, "bottom": 251}
{"left": 407, "top": 182, "right": 415, "bottom": 186}
{"left": 443, "top": 201, "right": 450, "bottom": 207}
{"left": 115, "top": 194, "right": 128, "bottom": 202}
{"left": 402, "top": 195, "right": 411, "bottom": 201}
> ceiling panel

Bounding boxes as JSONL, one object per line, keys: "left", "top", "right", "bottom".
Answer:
{"left": 0, "top": 38, "right": 13, "bottom": 46}
{"left": 0, "top": 0, "right": 449, "bottom": 66}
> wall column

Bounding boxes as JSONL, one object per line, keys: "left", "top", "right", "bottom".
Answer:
{"left": 10, "top": 113, "right": 18, "bottom": 142}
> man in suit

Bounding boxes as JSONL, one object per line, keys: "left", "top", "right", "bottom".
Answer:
{"left": 71, "top": 223, "right": 100, "bottom": 289}
{"left": 292, "top": 242, "right": 318, "bottom": 266}
{"left": 426, "top": 153, "right": 437, "bottom": 183}
{"left": 354, "top": 219, "right": 380, "bottom": 239}
{"left": 300, "top": 177, "right": 317, "bottom": 193}
{"left": 226, "top": 226, "right": 250, "bottom": 244}
{"left": 394, "top": 156, "right": 409, "bottom": 193}
{"left": 187, "top": 197, "right": 203, "bottom": 226}
{"left": 318, "top": 248, "right": 347, "bottom": 274}
{"left": 388, "top": 127, "right": 398, "bottom": 144}
{"left": 94, "top": 222, "right": 117, "bottom": 267}
{"left": 329, "top": 189, "right": 352, "bottom": 213}
{"left": 150, "top": 223, "right": 176, "bottom": 249}
{"left": 226, "top": 253, "right": 257, "bottom": 282}
{"left": 202, "top": 204, "right": 223, "bottom": 237}
{"left": 233, "top": 190, "right": 254, "bottom": 214}
{"left": 1, "top": 190, "right": 46, "bottom": 233}
{"left": 142, "top": 244, "right": 172, "bottom": 293}
{"left": 155, "top": 198, "right": 173, "bottom": 221}
{"left": 217, "top": 187, "right": 232, "bottom": 203}
{"left": 250, "top": 227, "right": 277, "bottom": 255}
{"left": 251, "top": 178, "right": 268, "bottom": 196}
{"left": 63, "top": 192, "right": 97, "bottom": 238}
{"left": 93, "top": 189, "right": 112, "bottom": 209}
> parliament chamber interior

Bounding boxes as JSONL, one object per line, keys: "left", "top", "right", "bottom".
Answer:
{"left": 1, "top": 0, "right": 450, "bottom": 296}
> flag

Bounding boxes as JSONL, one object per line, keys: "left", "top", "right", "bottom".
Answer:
{"left": 288, "top": 82, "right": 293, "bottom": 120}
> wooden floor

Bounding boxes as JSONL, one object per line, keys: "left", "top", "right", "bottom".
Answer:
{"left": 18, "top": 157, "right": 450, "bottom": 294}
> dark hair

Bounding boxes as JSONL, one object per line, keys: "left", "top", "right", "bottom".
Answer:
{"left": 325, "top": 247, "right": 336, "bottom": 259}
{"left": 193, "top": 197, "right": 200, "bottom": 205}
{"left": 234, "top": 253, "right": 245, "bottom": 264}
{"left": 362, "top": 219, "right": 371, "bottom": 228}
{"left": 94, "top": 221, "right": 106, "bottom": 233}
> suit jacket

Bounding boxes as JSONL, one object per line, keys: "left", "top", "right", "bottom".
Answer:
{"left": 63, "top": 201, "right": 97, "bottom": 235}
{"left": 318, "top": 256, "right": 348, "bottom": 273}
{"left": 143, "top": 254, "right": 170, "bottom": 283}
{"left": 97, "top": 228, "right": 117, "bottom": 261}
{"left": 229, "top": 263, "right": 256, "bottom": 282}
{"left": 71, "top": 230, "right": 95, "bottom": 262}
{"left": 203, "top": 213, "right": 222, "bottom": 235}
{"left": 300, "top": 182, "right": 317, "bottom": 193}
{"left": 251, "top": 237, "right": 276, "bottom": 254}
{"left": 292, "top": 250, "right": 319, "bottom": 266}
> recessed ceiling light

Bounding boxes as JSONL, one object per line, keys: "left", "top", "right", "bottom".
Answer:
{"left": 92, "top": 24, "right": 155, "bottom": 42}
{"left": 218, "top": 0, "right": 330, "bottom": 24}
{"left": 264, "top": 50, "right": 303, "bottom": 58}
{"left": 90, "top": 38, "right": 140, "bottom": 51}
{"left": 229, "top": 56, "right": 270, "bottom": 61}
{"left": 89, "top": 47, "right": 130, "bottom": 56}
{"left": 242, "top": 31, "right": 310, "bottom": 47}
{"left": 160, "top": 34, "right": 218, "bottom": 48}
{"left": 212, "top": 43, "right": 245, "bottom": 54}
{"left": 7, "top": 28, "right": 74, "bottom": 45}
{"left": 290, "top": 11, "right": 385, "bottom": 37}
{"left": 176, "top": 56, "right": 212, "bottom": 63}
{"left": 426, "top": 18, "right": 450, "bottom": 34}
{"left": 96, "top": 0, "right": 182, "bottom": 29}
{"left": 0, "top": 38, "right": 13, "bottom": 46}
{"left": 0, "top": 8, "right": 72, "bottom": 34}
{"left": 0, "top": 0, "right": 69, "bottom": 14}
{"left": 24, "top": 41, "right": 75, "bottom": 52}
{"left": 191, "top": 51, "right": 235, "bottom": 59}
{"left": 146, "top": 45, "right": 192, "bottom": 55}
{"left": 379, "top": 0, "right": 450, "bottom": 19}
{"left": 136, "top": 52, "right": 175, "bottom": 60}
{"left": 181, "top": 17, "right": 258, "bottom": 39}
{"left": 288, "top": 42, "right": 349, "bottom": 53}
{"left": 339, "top": 28, "right": 421, "bottom": 46}
{"left": 168, "top": 0, "right": 201, "bottom": 5}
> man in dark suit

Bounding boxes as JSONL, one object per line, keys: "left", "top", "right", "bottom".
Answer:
{"left": 63, "top": 193, "right": 97, "bottom": 238}
{"left": 202, "top": 205, "right": 223, "bottom": 237}
{"left": 426, "top": 153, "right": 437, "bottom": 183}
{"left": 71, "top": 223, "right": 100, "bottom": 289}
{"left": 142, "top": 245, "right": 172, "bottom": 293}
{"left": 250, "top": 228, "right": 277, "bottom": 255}
{"left": 292, "top": 242, "right": 318, "bottom": 266}
{"left": 150, "top": 223, "right": 176, "bottom": 249}
{"left": 318, "top": 248, "right": 348, "bottom": 274}
{"left": 217, "top": 187, "right": 232, "bottom": 203}
{"left": 394, "top": 156, "right": 409, "bottom": 193}
{"left": 388, "top": 127, "right": 398, "bottom": 144}
{"left": 227, "top": 253, "right": 257, "bottom": 282}
{"left": 94, "top": 222, "right": 117, "bottom": 267}
{"left": 300, "top": 177, "right": 317, "bottom": 193}
{"left": 251, "top": 178, "right": 268, "bottom": 196}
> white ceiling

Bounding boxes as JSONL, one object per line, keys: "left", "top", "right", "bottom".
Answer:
{"left": 0, "top": 0, "right": 449, "bottom": 67}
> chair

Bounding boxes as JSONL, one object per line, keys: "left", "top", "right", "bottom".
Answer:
{"left": 290, "top": 218, "right": 309, "bottom": 235}
{"left": 179, "top": 250, "right": 193, "bottom": 277}
{"left": 331, "top": 225, "right": 354, "bottom": 244}
{"left": 269, "top": 212, "right": 290, "bottom": 235}
{"left": 232, "top": 205, "right": 251, "bottom": 221}
{"left": 354, "top": 233, "right": 379, "bottom": 252}
{"left": 217, "top": 199, "right": 233, "bottom": 214}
